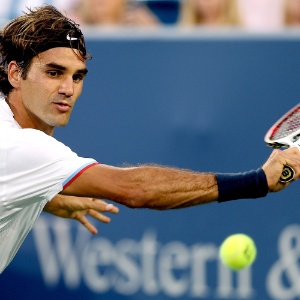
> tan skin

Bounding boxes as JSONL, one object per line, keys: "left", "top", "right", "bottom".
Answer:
{"left": 6, "top": 47, "right": 300, "bottom": 232}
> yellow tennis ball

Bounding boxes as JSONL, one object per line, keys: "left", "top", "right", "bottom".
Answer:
{"left": 219, "top": 233, "right": 257, "bottom": 271}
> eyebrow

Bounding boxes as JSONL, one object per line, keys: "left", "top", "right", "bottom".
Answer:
{"left": 45, "top": 63, "right": 88, "bottom": 75}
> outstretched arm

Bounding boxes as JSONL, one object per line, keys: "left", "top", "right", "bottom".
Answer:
{"left": 61, "top": 147, "right": 300, "bottom": 209}
{"left": 43, "top": 195, "right": 119, "bottom": 234}
{"left": 62, "top": 163, "right": 218, "bottom": 209}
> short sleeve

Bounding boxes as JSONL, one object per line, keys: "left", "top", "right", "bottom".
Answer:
{"left": 0, "top": 128, "right": 97, "bottom": 209}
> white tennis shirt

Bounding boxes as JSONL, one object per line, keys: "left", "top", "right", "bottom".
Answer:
{"left": 0, "top": 97, "right": 98, "bottom": 273}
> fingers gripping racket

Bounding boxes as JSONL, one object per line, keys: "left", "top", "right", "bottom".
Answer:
{"left": 264, "top": 103, "right": 300, "bottom": 183}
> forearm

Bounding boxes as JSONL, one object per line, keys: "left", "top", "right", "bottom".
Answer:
{"left": 63, "top": 164, "right": 219, "bottom": 209}
{"left": 117, "top": 165, "right": 219, "bottom": 209}
{"left": 113, "top": 166, "right": 268, "bottom": 209}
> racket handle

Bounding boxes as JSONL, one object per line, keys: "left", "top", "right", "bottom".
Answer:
{"left": 279, "top": 165, "right": 295, "bottom": 183}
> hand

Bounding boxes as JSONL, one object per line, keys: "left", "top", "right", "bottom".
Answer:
{"left": 43, "top": 194, "right": 119, "bottom": 234}
{"left": 263, "top": 147, "right": 300, "bottom": 192}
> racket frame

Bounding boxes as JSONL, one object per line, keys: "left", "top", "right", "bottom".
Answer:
{"left": 264, "top": 103, "right": 300, "bottom": 182}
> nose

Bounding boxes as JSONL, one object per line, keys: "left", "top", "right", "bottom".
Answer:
{"left": 58, "top": 76, "right": 74, "bottom": 97}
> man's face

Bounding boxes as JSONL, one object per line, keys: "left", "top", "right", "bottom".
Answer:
{"left": 16, "top": 47, "right": 88, "bottom": 134}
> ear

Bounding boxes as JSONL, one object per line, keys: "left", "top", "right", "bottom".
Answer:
{"left": 7, "top": 61, "right": 21, "bottom": 88}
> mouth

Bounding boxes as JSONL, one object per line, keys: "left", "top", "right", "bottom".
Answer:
{"left": 53, "top": 101, "right": 72, "bottom": 112}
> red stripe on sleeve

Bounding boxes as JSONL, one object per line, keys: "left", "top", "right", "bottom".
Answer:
{"left": 63, "top": 162, "right": 99, "bottom": 189}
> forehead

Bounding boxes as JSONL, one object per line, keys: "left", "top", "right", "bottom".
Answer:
{"left": 32, "top": 47, "right": 87, "bottom": 70}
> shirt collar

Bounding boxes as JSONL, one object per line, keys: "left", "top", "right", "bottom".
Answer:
{"left": 0, "top": 97, "right": 22, "bottom": 129}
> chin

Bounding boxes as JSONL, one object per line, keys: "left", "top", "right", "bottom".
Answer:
{"left": 55, "top": 121, "right": 69, "bottom": 127}
{"left": 54, "top": 117, "right": 71, "bottom": 127}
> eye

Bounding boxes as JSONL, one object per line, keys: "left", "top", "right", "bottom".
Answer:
{"left": 73, "top": 74, "right": 84, "bottom": 83}
{"left": 47, "top": 70, "right": 60, "bottom": 78}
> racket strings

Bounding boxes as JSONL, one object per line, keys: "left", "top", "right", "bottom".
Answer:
{"left": 271, "top": 107, "right": 300, "bottom": 141}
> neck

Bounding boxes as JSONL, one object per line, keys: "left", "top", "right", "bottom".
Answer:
{"left": 6, "top": 94, "right": 55, "bottom": 136}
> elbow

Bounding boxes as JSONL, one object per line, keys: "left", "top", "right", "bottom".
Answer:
{"left": 115, "top": 188, "right": 171, "bottom": 210}
{"left": 115, "top": 187, "right": 149, "bottom": 209}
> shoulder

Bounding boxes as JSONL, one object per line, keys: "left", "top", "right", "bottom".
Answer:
{"left": 21, "top": 128, "right": 74, "bottom": 153}
{"left": 4, "top": 128, "right": 78, "bottom": 166}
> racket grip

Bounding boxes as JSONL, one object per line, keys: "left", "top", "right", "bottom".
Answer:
{"left": 279, "top": 165, "right": 295, "bottom": 183}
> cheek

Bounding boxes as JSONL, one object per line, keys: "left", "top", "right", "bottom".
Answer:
{"left": 24, "top": 72, "right": 46, "bottom": 93}
{"left": 75, "top": 82, "right": 84, "bottom": 97}
{"left": 21, "top": 76, "right": 53, "bottom": 106}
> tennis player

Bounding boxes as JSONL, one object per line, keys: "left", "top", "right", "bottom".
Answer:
{"left": 1, "top": 5, "right": 300, "bottom": 274}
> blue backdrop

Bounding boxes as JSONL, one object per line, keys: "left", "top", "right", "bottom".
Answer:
{"left": 2, "top": 30, "right": 300, "bottom": 300}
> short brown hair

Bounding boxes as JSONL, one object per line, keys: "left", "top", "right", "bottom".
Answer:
{"left": 0, "top": 5, "right": 91, "bottom": 96}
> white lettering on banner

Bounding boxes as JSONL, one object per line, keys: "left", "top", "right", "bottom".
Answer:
{"left": 191, "top": 244, "right": 217, "bottom": 297}
{"left": 140, "top": 231, "right": 160, "bottom": 295}
{"left": 266, "top": 224, "right": 300, "bottom": 300}
{"left": 81, "top": 237, "right": 114, "bottom": 292}
{"left": 32, "top": 217, "right": 90, "bottom": 288}
{"left": 104, "top": 238, "right": 141, "bottom": 295}
{"left": 159, "top": 241, "right": 190, "bottom": 296}
{"left": 32, "top": 216, "right": 255, "bottom": 299}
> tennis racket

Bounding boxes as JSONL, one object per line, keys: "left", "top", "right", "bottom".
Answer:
{"left": 264, "top": 103, "right": 300, "bottom": 183}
